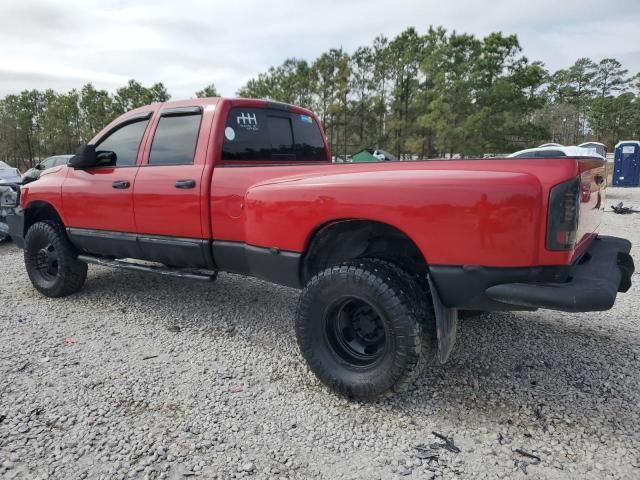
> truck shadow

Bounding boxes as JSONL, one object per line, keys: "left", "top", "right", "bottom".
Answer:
{"left": 80, "top": 267, "right": 639, "bottom": 440}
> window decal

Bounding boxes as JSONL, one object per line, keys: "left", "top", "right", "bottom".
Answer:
{"left": 225, "top": 127, "right": 236, "bottom": 141}
{"left": 236, "top": 112, "right": 259, "bottom": 131}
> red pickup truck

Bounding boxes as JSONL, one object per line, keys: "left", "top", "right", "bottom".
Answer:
{"left": 6, "top": 98, "right": 634, "bottom": 399}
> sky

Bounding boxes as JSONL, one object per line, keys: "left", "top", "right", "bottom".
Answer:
{"left": 0, "top": 0, "right": 639, "bottom": 99}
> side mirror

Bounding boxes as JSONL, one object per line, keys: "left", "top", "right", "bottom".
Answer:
{"left": 69, "top": 144, "right": 97, "bottom": 169}
{"left": 96, "top": 151, "right": 117, "bottom": 167}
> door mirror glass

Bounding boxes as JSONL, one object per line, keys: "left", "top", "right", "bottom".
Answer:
{"left": 96, "top": 151, "right": 117, "bottom": 167}
{"left": 69, "top": 144, "right": 98, "bottom": 169}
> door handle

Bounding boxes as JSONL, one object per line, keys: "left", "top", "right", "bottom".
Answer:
{"left": 175, "top": 179, "right": 196, "bottom": 189}
{"left": 112, "top": 180, "right": 130, "bottom": 189}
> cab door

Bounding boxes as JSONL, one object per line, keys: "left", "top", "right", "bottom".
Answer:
{"left": 132, "top": 106, "right": 211, "bottom": 267}
{"left": 61, "top": 113, "right": 151, "bottom": 257}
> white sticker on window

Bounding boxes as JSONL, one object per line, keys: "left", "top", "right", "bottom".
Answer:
{"left": 225, "top": 127, "right": 236, "bottom": 141}
{"left": 622, "top": 146, "right": 635, "bottom": 154}
{"left": 236, "top": 112, "right": 259, "bottom": 131}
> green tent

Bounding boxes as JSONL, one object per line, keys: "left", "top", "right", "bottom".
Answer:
{"left": 351, "top": 149, "right": 378, "bottom": 162}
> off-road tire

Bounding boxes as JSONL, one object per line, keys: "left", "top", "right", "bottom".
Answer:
{"left": 296, "top": 259, "right": 436, "bottom": 399}
{"left": 24, "top": 221, "right": 87, "bottom": 297}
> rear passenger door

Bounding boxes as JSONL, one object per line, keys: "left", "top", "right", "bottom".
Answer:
{"left": 132, "top": 106, "right": 209, "bottom": 267}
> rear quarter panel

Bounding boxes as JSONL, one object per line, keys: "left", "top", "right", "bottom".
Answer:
{"left": 211, "top": 156, "right": 587, "bottom": 268}
{"left": 242, "top": 168, "right": 543, "bottom": 267}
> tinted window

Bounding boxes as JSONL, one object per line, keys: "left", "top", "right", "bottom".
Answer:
{"left": 149, "top": 114, "right": 202, "bottom": 165}
{"left": 54, "top": 157, "right": 70, "bottom": 166}
{"left": 294, "top": 113, "right": 326, "bottom": 161}
{"left": 267, "top": 116, "right": 294, "bottom": 159}
{"left": 222, "top": 107, "right": 326, "bottom": 161}
{"left": 96, "top": 119, "right": 149, "bottom": 166}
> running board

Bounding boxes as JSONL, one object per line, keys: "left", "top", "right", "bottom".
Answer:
{"left": 77, "top": 255, "right": 218, "bottom": 281}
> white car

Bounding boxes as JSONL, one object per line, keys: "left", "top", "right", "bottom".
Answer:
{"left": 507, "top": 145, "right": 604, "bottom": 159}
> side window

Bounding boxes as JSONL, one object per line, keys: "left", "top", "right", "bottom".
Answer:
{"left": 222, "top": 107, "right": 326, "bottom": 161}
{"left": 95, "top": 119, "right": 149, "bottom": 167}
{"left": 55, "top": 157, "right": 69, "bottom": 166}
{"left": 149, "top": 113, "right": 202, "bottom": 165}
{"left": 41, "top": 158, "right": 56, "bottom": 169}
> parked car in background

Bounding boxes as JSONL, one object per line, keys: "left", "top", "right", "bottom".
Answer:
{"left": 508, "top": 145, "right": 604, "bottom": 159}
{"left": 0, "top": 161, "right": 21, "bottom": 184}
{"left": 0, "top": 161, "right": 22, "bottom": 241}
{"left": 21, "top": 155, "right": 73, "bottom": 184}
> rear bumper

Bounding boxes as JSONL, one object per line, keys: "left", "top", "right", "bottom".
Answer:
{"left": 485, "top": 236, "right": 633, "bottom": 312}
{"left": 430, "top": 236, "right": 634, "bottom": 313}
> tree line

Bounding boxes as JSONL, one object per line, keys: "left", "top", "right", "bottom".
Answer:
{"left": 238, "top": 27, "right": 640, "bottom": 159}
{"left": 2, "top": 26, "right": 639, "bottom": 169}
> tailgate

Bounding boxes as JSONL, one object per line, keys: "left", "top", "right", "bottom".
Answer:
{"left": 574, "top": 158, "right": 606, "bottom": 256}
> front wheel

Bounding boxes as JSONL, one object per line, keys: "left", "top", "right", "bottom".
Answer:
{"left": 24, "top": 221, "right": 87, "bottom": 297}
{"left": 296, "top": 260, "right": 435, "bottom": 399}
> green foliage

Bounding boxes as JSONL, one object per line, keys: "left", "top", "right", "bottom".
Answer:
{"left": 235, "top": 27, "right": 639, "bottom": 159}
{"left": 0, "top": 80, "right": 170, "bottom": 169}
{"left": 113, "top": 80, "right": 170, "bottom": 115}
{"left": 196, "top": 83, "right": 220, "bottom": 98}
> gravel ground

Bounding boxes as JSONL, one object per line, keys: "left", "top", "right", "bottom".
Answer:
{"left": 1, "top": 187, "right": 639, "bottom": 480}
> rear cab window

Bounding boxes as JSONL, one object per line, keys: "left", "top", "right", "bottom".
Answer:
{"left": 222, "top": 107, "right": 326, "bottom": 162}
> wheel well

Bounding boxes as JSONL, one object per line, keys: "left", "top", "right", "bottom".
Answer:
{"left": 24, "top": 201, "right": 64, "bottom": 235}
{"left": 301, "top": 220, "right": 428, "bottom": 284}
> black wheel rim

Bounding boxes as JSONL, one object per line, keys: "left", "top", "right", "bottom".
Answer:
{"left": 325, "top": 297, "right": 387, "bottom": 367}
{"left": 34, "top": 243, "right": 59, "bottom": 281}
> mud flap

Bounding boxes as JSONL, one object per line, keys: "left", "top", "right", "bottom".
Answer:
{"left": 427, "top": 274, "right": 458, "bottom": 364}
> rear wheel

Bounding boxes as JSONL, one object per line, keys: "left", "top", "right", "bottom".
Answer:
{"left": 24, "top": 221, "right": 87, "bottom": 297}
{"left": 296, "top": 259, "right": 436, "bottom": 399}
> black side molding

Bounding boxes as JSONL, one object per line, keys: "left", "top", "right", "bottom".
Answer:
{"left": 66, "top": 228, "right": 212, "bottom": 269}
{"left": 212, "top": 241, "right": 301, "bottom": 288}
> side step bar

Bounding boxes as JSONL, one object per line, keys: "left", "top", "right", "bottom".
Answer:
{"left": 77, "top": 255, "right": 218, "bottom": 282}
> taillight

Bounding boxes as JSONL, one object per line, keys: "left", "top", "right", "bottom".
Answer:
{"left": 547, "top": 177, "right": 580, "bottom": 251}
